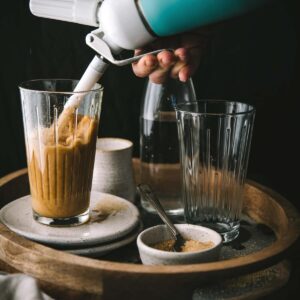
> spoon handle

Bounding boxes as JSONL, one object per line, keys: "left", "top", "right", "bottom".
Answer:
{"left": 137, "top": 184, "right": 178, "bottom": 239}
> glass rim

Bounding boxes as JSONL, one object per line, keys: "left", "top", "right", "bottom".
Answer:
{"left": 175, "top": 100, "right": 255, "bottom": 116}
{"left": 18, "top": 78, "right": 103, "bottom": 94}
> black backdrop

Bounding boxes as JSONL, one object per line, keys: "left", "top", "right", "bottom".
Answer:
{"left": 0, "top": 0, "right": 299, "bottom": 210}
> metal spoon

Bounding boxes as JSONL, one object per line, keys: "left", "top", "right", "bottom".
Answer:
{"left": 137, "top": 184, "right": 185, "bottom": 252}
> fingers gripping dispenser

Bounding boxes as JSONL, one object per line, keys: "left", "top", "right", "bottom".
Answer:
{"left": 30, "top": 0, "right": 268, "bottom": 92}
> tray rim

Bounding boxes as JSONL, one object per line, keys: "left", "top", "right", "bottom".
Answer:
{"left": 0, "top": 167, "right": 300, "bottom": 293}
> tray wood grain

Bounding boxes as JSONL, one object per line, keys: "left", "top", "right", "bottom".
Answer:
{"left": 0, "top": 160, "right": 299, "bottom": 300}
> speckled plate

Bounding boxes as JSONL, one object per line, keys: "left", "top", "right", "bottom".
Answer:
{"left": 0, "top": 191, "right": 140, "bottom": 247}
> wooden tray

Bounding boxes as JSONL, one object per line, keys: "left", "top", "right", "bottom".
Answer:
{"left": 0, "top": 159, "right": 300, "bottom": 300}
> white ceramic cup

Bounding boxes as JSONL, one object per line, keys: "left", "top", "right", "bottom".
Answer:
{"left": 92, "top": 138, "right": 136, "bottom": 202}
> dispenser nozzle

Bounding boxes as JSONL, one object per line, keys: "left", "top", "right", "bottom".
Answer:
{"left": 30, "top": 0, "right": 101, "bottom": 27}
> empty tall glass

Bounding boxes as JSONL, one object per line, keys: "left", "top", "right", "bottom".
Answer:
{"left": 176, "top": 100, "right": 255, "bottom": 242}
{"left": 19, "top": 79, "right": 103, "bottom": 226}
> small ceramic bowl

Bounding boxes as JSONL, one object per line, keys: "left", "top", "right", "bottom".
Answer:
{"left": 137, "top": 224, "right": 222, "bottom": 265}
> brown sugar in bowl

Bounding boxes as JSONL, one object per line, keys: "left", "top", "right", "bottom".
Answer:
{"left": 137, "top": 224, "right": 222, "bottom": 265}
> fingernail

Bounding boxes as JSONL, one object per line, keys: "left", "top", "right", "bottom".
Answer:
{"left": 180, "top": 55, "right": 187, "bottom": 61}
{"left": 146, "top": 60, "right": 157, "bottom": 68}
{"left": 179, "top": 73, "right": 187, "bottom": 82}
{"left": 161, "top": 57, "right": 172, "bottom": 66}
{"left": 145, "top": 60, "right": 153, "bottom": 67}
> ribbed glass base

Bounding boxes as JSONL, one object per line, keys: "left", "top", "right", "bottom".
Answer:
{"left": 188, "top": 219, "right": 240, "bottom": 243}
{"left": 33, "top": 209, "right": 89, "bottom": 227}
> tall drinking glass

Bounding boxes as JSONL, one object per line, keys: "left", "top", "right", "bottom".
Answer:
{"left": 176, "top": 100, "right": 255, "bottom": 242}
{"left": 19, "top": 79, "right": 103, "bottom": 226}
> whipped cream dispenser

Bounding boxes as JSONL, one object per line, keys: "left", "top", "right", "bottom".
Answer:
{"left": 30, "top": 0, "right": 268, "bottom": 91}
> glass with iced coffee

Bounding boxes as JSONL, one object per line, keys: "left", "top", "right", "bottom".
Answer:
{"left": 19, "top": 79, "right": 103, "bottom": 226}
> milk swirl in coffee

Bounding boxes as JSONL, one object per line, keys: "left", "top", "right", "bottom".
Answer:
{"left": 27, "top": 114, "right": 98, "bottom": 218}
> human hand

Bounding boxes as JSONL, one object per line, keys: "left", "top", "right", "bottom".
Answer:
{"left": 132, "top": 30, "right": 209, "bottom": 84}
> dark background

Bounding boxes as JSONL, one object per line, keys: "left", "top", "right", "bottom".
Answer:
{"left": 0, "top": 0, "right": 299, "bottom": 211}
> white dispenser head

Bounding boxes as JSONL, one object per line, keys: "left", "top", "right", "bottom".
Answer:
{"left": 30, "top": 0, "right": 100, "bottom": 27}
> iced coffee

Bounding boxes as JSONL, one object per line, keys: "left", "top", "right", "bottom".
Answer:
{"left": 20, "top": 79, "right": 103, "bottom": 226}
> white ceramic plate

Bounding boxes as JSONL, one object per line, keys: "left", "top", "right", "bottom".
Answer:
{"left": 0, "top": 191, "right": 140, "bottom": 247}
{"left": 65, "top": 221, "right": 143, "bottom": 257}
